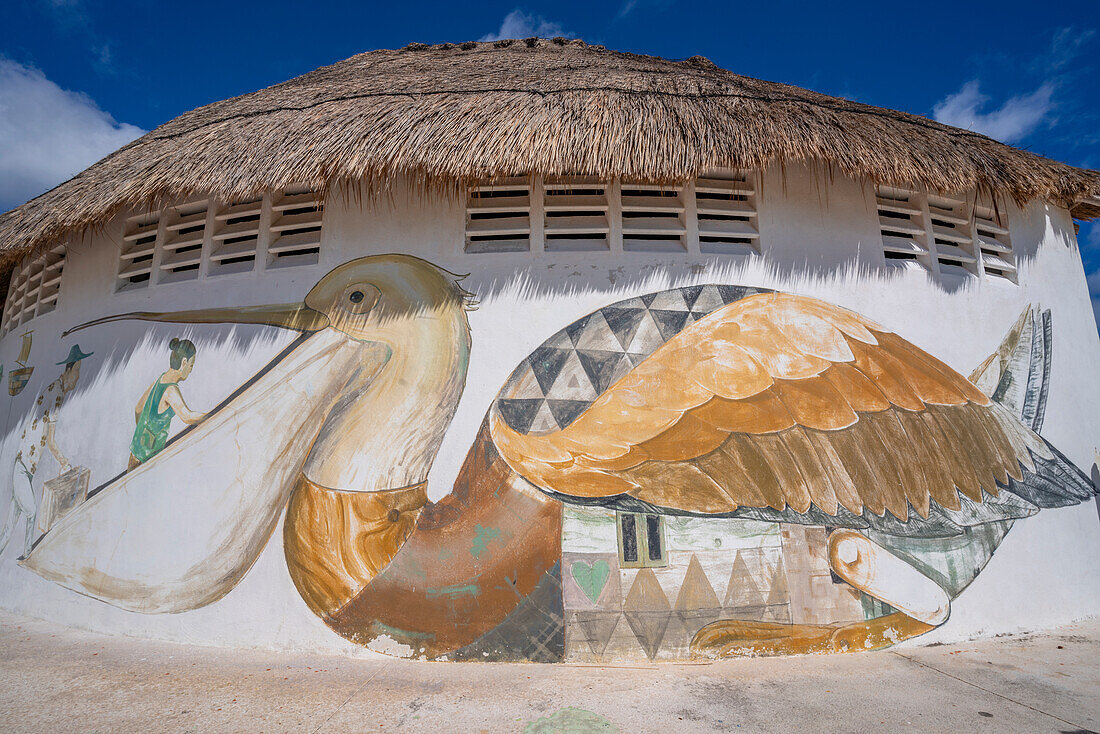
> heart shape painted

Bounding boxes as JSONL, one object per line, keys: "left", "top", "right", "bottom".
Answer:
{"left": 570, "top": 559, "right": 610, "bottom": 604}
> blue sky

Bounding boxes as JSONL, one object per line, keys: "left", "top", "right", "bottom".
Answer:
{"left": 1, "top": 0, "right": 1097, "bottom": 326}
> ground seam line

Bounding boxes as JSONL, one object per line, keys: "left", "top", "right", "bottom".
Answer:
{"left": 311, "top": 661, "right": 390, "bottom": 734}
{"left": 889, "top": 651, "right": 1089, "bottom": 730}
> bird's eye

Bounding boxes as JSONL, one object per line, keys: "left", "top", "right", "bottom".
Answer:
{"left": 349, "top": 291, "right": 364, "bottom": 304}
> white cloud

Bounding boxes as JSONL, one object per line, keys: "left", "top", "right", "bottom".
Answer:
{"left": 0, "top": 59, "right": 144, "bottom": 211}
{"left": 479, "top": 9, "right": 573, "bottom": 42}
{"left": 932, "top": 80, "right": 1055, "bottom": 144}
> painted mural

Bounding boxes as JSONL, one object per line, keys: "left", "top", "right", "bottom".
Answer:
{"left": 7, "top": 254, "right": 1097, "bottom": 660}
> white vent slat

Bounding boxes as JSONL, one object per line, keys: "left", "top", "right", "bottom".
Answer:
{"left": 543, "top": 237, "right": 610, "bottom": 252}
{"left": 165, "top": 212, "right": 208, "bottom": 232}
{"left": 269, "top": 230, "right": 322, "bottom": 253}
{"left": 271, "top": 193, "right": 321, "bottom": 212}
{"left": 620, "top": 197, "right": 684, "bottom": 214}
{"left": 120, "top": 244, "right": 156, "bottom": 261}
{"left": 931, "top": 227, "right": 971, "bottom": 246}
{"left": 698, "top": 219, "right": 759, "bottom": 238}
{"left": 975, "top": 234, "right": 1011, "bottom": 254}
{"left": 162, "top": 233, "right": 205, "bottom": 251}
{"left": 544, "top": 216, "right": 611, "bottom": 235}
{"left": 981, "top": 252, "right": 1017, "bottom": 271}
{"left": 213, "top": 222, "right": 262, "bottom": 241}
{"left": 466, "top": 196, "right": 531, "bottom": 214}
{"left": 879, "top": 218, "right": 925, "bottom": 236}
{"left": 699, "top": 239, "right": 759, "bottom": 256}
{"left": 696, "top": 199, "right": 754, "bottom": 217}
{"left": 927, "top": 211, "right": 969, "bottom": 227}
{"left": 695, "top": 177, "right": 754, "bottom": 195}
{"left": 270, "top": 211, "right": 324, "bottom": 233}
{"left": 543, "top": 195, "right": 609, "bottom": 212}
{"left": 875, "top": 200, "right": 922, "bottom": 217}
{"left": 621, "top": 217, "right": 687, "bottom": 236}
{"left": 466, "top": 238, "right": 531, "bottom": 254}
{"left": 122, "top": 227, "right": 159, "bottom": 243}
{"left": 467, "top": 216, "right": 531, "bottom": 236}
{"left": 215, "top": 201, "right": 263, "bottom": 221}
{"left": 208, "top": 240, "right": 258, "bottom": 262}
{"left": 159, "top": 251, "right": 203, "bottom": 270}
{"left": 881, "top": 236, "right": 929, "bottom": 255}
{"left": 935, "top": 244, "right": 978, "bottom": 265}
{"left": 976, "top": 220, "right": 1009, "bottom": 237}
{"left": 118, "top": 261, "right": 153, "bottom": 278}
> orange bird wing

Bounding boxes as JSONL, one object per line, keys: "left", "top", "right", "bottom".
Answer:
{"left": 490, "top": 292, "right": 1047, "bottom": 522}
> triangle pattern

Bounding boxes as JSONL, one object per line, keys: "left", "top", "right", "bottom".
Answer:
{"left": 547, "top": 399, "right": 591, "bottom": 429}
{"left": 496, "top": 399, "right": 545, "bottom": 434}
{"left": 544, "top": 330, "right": 575, "bottom": 350}
{"left": 623, "top": 569, "right": 672, "bottom": 660}
{"left": 640, "top": 293, "right": 658, "bottom": 307}
{"left": 528, "top": 400, "right": 559, "bottom": 433}
{"left": 648, "top": 289, "right": 689, "bottom": 312}
{"left": 650, "top": 309, "right": 691, "bottom": 341}
{"left": 626, "top": 311, "right": 666, "bottom": 354}
{"left": 546, "top": 350, "right": 598, "bottom": 401}
{"left": 601, "top": 307, "right": 648, "bottom": 351}
{"left": 675, "top": 554, "right": 721, "bottom": 611}
{"left": 573, "top": 311, "right": 620, "bottom": 351}
{"left": 528, "top": 346, "right": 573, "bottom": 394}
{"left": 577, "top": 350, "right": 631, "bottom": 394}
{"left": 574, "top": 609, "right": 621, "bottom": 656}
{"left": 502, "top": 362, "right": 544, "bottom": 400}
{"left": 625, "top": 352, "right": 650, "bottom": 367}
{"left": 690, "top": 285, "right": 726, "bottom": 315}
{"left": 724, "top": 551, "right": 766, "bottom": 608}
{"left": 680, "top": 285, "right": 705, "bottom": 310}
{"left": 765, "top": 559, "right": 790, "bottom": 607}
{"left": 565, "top": 315, "right": 591, "bottom": 347}
{"left": 717, "top": 284, "right": 748, "bottom": 305}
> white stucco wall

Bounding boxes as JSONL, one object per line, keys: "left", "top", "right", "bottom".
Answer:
{"left": 0, "top": 163, "right": 1096, "bottom": 656}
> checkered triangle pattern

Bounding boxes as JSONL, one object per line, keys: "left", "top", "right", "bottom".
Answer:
{"left": 496, "top": 284, "right": 770, "bottom": 434}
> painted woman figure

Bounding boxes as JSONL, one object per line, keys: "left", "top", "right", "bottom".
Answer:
{"left": 128, "top": 338, "right": 206, "bottom": 469}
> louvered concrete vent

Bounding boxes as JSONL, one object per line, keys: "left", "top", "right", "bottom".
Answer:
{"left": 211, "top": 197, "right": 263, "bottom": 276}
{"left": 116, "top": 187, "right": 324, "bottom": 291}
{"left": 876, "top": 186, "right": 930, "bottom": 267}
{"left": 117, "top": 211, "right": 160, "bottom": 290}
{"left": 974, "top": 203, "right": 1016, "bottom": 282}
{"left": 2, "top": 245, "right": 67, "bottom": 334}
{"left": 695, "top": 173, "right": 760, "bottom": 255}
{"left": 543, "top": 178, "right": 611, "bottom": 252}
{"left": 621, "top": 183, "right": 686, "bottom": 253}
{"left": 269, "top": 188, "right": 323, "bottom": 268}
{"left": 464, "top": 179, "right": 531, "bottom": 253}
{"left": 927, "top": 193, "right": 979, "bottom": 277}
{"left": 160, "top": 201, "right": 209, "bottom": 282}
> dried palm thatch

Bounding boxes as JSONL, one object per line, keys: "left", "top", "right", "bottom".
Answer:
{"left": 1, "top": 38, "right": 1098, "bottom": 268}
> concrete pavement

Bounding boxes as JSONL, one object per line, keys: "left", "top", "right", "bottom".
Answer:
{"left": 0, "top": 611, "right": 1097, "bottom": 732}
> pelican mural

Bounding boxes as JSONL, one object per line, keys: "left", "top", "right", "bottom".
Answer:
{"left": 18, "top": 254, "right": 1097, "bottom": 661}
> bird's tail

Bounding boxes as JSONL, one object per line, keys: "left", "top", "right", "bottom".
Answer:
{"left": 969, "top": 304, "right": 1051, "bottom": 432}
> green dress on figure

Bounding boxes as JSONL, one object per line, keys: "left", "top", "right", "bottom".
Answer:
{"left": 130, "top": 374, "right": 176, "bottom": 464}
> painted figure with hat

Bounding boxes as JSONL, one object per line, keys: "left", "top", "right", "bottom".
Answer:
{"left": 0, "top": 344, "right": 91, "bottom": 557}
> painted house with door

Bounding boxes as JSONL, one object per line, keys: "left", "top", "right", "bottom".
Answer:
{"left": 0, "top": 39, "right": 1097, "bottom": 662}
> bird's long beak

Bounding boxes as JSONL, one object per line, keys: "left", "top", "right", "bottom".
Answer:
{"left": 62, "top": 302, "right": 330, "bottom": 338}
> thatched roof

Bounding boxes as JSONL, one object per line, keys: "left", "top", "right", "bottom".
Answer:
{"left": 2, "top": 38, "right": 1098, "bottom": 267}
